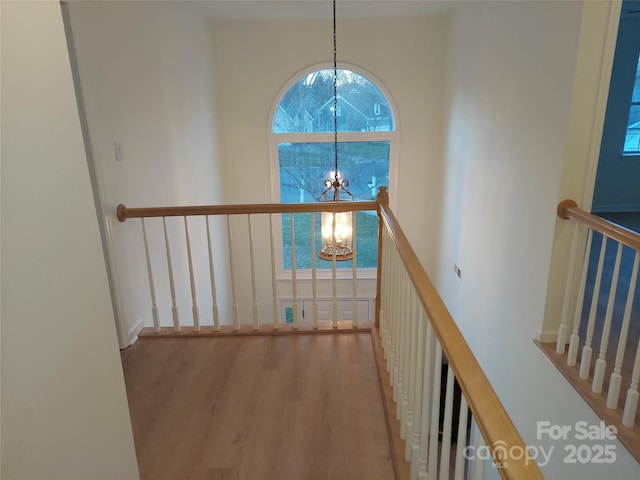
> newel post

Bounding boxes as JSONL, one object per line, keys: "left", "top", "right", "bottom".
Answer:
{"left": 375, "top": 187, "right": 389, "bottom": 329}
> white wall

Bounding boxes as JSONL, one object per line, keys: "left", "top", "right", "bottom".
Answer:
{"left": 0, "top": 2, "right": 139, "bottom": 478}
{"left": 436, "top": 1, "right": 640, "bottom": 477}
{"left": 66, "top": 1, "right": 231, "bottom": 338}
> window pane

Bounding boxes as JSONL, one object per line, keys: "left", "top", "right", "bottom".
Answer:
{"left": 624, "top": 105, "right": 640, "bottom": 153}
{"left": 274, "top": 69, "right": 393, "bottom": 133}
{"left": 279, "top": 141, "right": 389, "bottom": 269}
{"left": 279, "top": 142, "right": 389, "bottom": 203}
{"left": 623, "top": 53, "right": 640, "bottom": 154}
{"left": 282, "top": 211, "right": 379, "bottom": 270}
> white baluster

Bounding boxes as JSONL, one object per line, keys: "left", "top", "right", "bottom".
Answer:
{"left": 397, "top": 270, "right": 408, "bottom": 423}
{"left": 388, "top": 249, "right": 395, "bottom": 376}
{"left": 392, "top": 255, "right": 401, "bottom": 398}
{"left": 290, "top": 213, "right": 299, "bottom": 329}
{"left": 268, "top": 214, "right": 278, "bottom": 330}
{"left": 396, "top": 268, "right": 409, "bottom": 424}
{"left": 183, "top": 217, "right": 200, "bottom": 332}
{"left": 205, "top": 216, "right": 220, "bottom": 331}
{"left": 454, "top": 396, "right": 470, "bottom": 480}
{"left": 311, "top": 212, "right": 318, "bottom": 329}
{"left": 401, "top": 274, "right": 412, "bottom": 428}
{"left": 623, "top": 339, "right": 640, "bottom": 426}
{"left": 379, "top": 228, "right": 388, "bottom": 345}
{"left": 383, "top": 228, "right": 391, "bottom": 333}
{"left": 226, "top": 215, "right": 240, "bottom": 331}
{"left": 417, "top": 321, "right": 435, "bottom": 480}
{"left": 351, "top": 213, "right": 358, "bottom": 328}
{"left": 248, "top": 214, "right": 259, "bottom": 330}
{"left": 392, "top": 245, "right": 401, "bottom": 383}
{"left": 473, "top": 432, "right": 486, "bottom": 480}
{"left": 388, "top": 248, "right": 397, "bottom": 378}
{"left": 608, "top": 252, "right": 639, "bottom": 408}
{"left": 557, "top": 222, "right": 580, "bottom": 353}
{"left": 409, "top": 309, "right": 426, "bottom": 471}
{"left": 593, "top": 242, "right": 623, "bottom": 392}
{"left": 568, "top": 229, "right": 593, "bottom": 366}
{"left": 404, "top": 292, "right": 418, "bottom": 462}
{"left": 580, "top": 234, "right": 608, "bottom": 379}
{"left": 428, "top": 342, "right": 443, "bottom": 480}
{"left": 391, "top": 249, "right": 402, "bottom": 378}
{"left": 141, "top": 218, "right": 160, "bottom": 333}
{"left": 162, "top": 217, "right": 180, "bottom": 332}
{"left": 383, "top": 229, "right": 394, "bottom": 359}
{"left": 331, "top": 215, "right": 338, "bottom": 329}
{"left": 439, "top": 364, "right": 455, "bottom": 480}
{"left": 384, "top": 235, "right": 395, "bottom": 367}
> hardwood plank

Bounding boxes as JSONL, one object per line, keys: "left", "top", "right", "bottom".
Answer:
{"left": 205, "top": 468, "right": 238, "bottom": 480}
{"left": 121, "top": 333, "right": 395, "bottom": 480}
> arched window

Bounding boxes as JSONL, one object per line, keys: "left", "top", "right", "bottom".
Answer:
{"left": 269, "top": 64, "right": 398, "bottom": 271}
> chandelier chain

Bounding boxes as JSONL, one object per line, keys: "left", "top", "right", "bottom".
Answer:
{"left": 319, "top": 0, "right": 352, "bottom": 205}
{"left": 318, "top": 0, "right": 354, "bottom": 261}
{"left": 333, "top": 0, "right": 338, "bottom": 176}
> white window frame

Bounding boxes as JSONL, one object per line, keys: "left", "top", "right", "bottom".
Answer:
{"left": 623, "top": 51, "right": 640, "bottom": 155}
{"left": 267, "top": 62, "right": 399, "bottom": 279}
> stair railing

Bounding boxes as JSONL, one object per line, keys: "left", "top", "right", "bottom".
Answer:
{"left": 542, "top": 199, "right": 640, "bottom": 460}
{"left": 375, "top": 188, "right": 542, "bottom": 479}
{"left": 117, "top": 200, "right": 377, "bottom": 333}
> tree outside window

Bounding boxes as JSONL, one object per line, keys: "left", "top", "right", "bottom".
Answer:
{"left": 272, "top": 67, "right": 396, "bottom": 270}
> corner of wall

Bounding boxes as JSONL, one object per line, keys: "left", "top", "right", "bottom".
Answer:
{"left": 542, "top": 0, "right": 622, "bottom": 336}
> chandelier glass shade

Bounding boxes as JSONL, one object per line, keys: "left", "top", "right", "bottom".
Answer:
{"left": 319, "top": 209, "right": 353, "bottom": 261}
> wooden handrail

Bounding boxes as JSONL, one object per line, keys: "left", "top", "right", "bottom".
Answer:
{"left": 557, "top": 199, "right": 640, "bottom": 251}
{"left": 117, "top": 201, "right": 377, "bottom": 222}
{"left": 378, "top": 201, "right": 543, "bottom": 479}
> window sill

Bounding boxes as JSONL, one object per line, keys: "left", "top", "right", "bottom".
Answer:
{"left": 276, "top": 268, "right": 378, "bottom": 282}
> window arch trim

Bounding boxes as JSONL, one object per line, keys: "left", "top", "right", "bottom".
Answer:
{"left": 268, "top": 62, "right": 400, "bottom": 134}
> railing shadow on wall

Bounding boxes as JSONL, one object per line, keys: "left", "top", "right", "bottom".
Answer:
{"left": 116, "top": 187, "right": 542, "bottom": 478}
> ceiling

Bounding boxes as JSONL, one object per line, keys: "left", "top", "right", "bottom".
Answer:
{"left": 197, "top": 0, "right": 453, "bottom": 20}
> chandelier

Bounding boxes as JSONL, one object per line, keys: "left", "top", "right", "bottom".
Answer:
{"left": 318, "top": 0, "right": 354, "bottom": 261}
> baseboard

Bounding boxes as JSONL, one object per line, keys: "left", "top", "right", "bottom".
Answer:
{"left": 127, "top": 318, "right": 144, "bottom": 346}
{"left": 537, "top": 328, "right": 558, "bottom": 343}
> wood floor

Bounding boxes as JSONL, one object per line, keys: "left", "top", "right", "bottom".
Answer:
{"left": 121, "top": 333, "right": 395, "bottom": 480}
